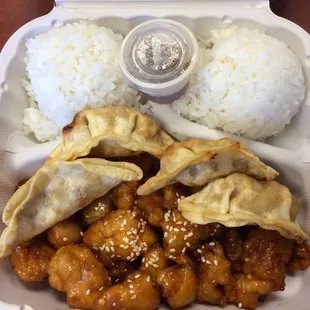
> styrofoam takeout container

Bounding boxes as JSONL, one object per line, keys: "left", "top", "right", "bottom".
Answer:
{"left": 0, "top": 0, "right": 310, "bottom": 309}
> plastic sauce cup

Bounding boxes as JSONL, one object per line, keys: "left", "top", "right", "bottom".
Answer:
{"left": 120, "top": 19, "right": 199, "bottom": 103}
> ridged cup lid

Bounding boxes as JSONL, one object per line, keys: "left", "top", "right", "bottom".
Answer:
{"left": 120, "top": 19, "right": 199, "bottom": 96}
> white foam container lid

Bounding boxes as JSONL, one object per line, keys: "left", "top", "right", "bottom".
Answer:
{"left": 0, "top": 0, "right": 310, "bottom": 309}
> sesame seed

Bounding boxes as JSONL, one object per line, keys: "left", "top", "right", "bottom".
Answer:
{"left": 99, "top": 299, "right": 105, "bottom": 305}
{"left": 135, "top": 274, "right": 141, "bottom": 279}
{"left": 110, "top": 241, "right": 115, "bottom": 246}
{"left": 99, "top": 286, "right": 104, "bottom": 291}
{"left": 86, "top": 289, "right": 90, "bottom": 295}
{"left": 113, "top": 303, "right": 116, "bottom": 307}
{"left": 145, "top": 263, "right": 149, "bottom": 268}
{"left": 214, "top": 260, "right": 218, "bottom": 266}
{"left": 142, "top": 257, "right": 145, "bottom": 263}
{"left": 129, "top": 284, "right": 134, "bottom": 289}
{"left": 169, "top": 239, "right": 174, "bottom": 244}
{"left": 197, "top": 249, "right": 202, "bottom": 254}
{"left": 147, "top": 276, "right": 151, "bottom": 282}
{"left": 206, "top": 260, "right": 211, "bottom": 265}
{"left": 245, "top": 258, "right": 250, "bottom": 262}
{"left": 63, "top": 237, "right": 68, "bottom": 241}
{"left": 182, "top": 247, "right": 186, "bottom": 253}
{"left": 238, "top": 303, "right": 242, "bottom": 309}
{"left": 130, "top": 290, "right": 135, "bottom": 294}
{"left": 127, "top": 256, "right": 131, "bottom": 260}
{"left": 164, "top": 232, "right": 168, "bottom": 238}
{"left": 170, "top": 249, "right": 176, "bottom": 252}
{"left": 104, "top": 222, "right": 108, "bottom": 226}
{"left": 181, "top": 228, "right": 187, "bottom": 232}
{"left": 128, "top": 279, "right": 132, "bottom": 283}
{"left": 176, "top": 221, "right": 182, "bottom": 225}
{"left": 174, "top": 228, "right": 179, "bottom": 232}
{"left": 187, "top": 232, "right": 193, "bottom": 237}
{"left": 169, "top": 255, "right": 176, "bottom": 259}
{"left": 80, "top": 231, "right": 84, "bottom": 236}
{"left": 184, "top": 235, "right": 188, "bottom": 240}
{"left": 184, "top": 221, "right": 187, "bottom": 225}
{"left": 209, "top": 242, "right": 215, "bottom": 246}
{"left": 201, "top": 257, "right": 206, "bottom": 263}
{"left": 131, "top": 295, "right": 137, "bottom": 300}
{"left": 186, "top": 242, "right": 190, "bottom": 247}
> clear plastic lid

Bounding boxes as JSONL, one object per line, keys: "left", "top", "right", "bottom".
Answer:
{"left": 120, "top": 19, "right": 199, "bottom": 103}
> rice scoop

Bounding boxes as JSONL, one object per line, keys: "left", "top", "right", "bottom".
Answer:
{"left": 172, "top": 27, "right": 306, "bottom": 140}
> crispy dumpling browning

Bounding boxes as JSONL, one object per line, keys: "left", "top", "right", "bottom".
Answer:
{"left": 138, "top": 138, "right": 278, "bottom": 195}
{"left": 179, "top": 173, "right": 308, "bottom": 242}
{"left": 0, "top": 158, "right": 142, "bottom": 258}
{"left": 48, "top": 106, "right": 174, "bottom": 161}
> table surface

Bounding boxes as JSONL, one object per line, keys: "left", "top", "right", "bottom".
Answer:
{"left": 0, "top": 0, "right": 309, "bottom": 49}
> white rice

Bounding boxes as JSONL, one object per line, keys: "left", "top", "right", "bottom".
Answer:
{"left": 172, "top": 27, "right": 306, "bottom": 140}
{"left": 23, "top": 22, "right": 140, "bottom": 142}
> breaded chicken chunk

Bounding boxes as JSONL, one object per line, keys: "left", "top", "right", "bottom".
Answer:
{"left": 48, "top": 244, "right": 111, "bottom": 309}
{"left": 47, "top": 217, "right": 82, "bottom": 249}
{"left": 157, "top": 265, "right": 197, "bottom": 309}
{"left": 93, "top": 271, "right": 160, "bottom": 310}
{"left": 137, "top": 191, "right": 165, "bottom": 227}
{"left": 222, "top": 228, "right": 244, "bottom": 273}
{"left": 224, "top": 274, "right": 272, "bottom": 309}
{"left": 140, "top": 246, "right": 169, "bottom": 281}
{"left": 112, "top": 181, "right": 140, "bottom": 210}
{"left": 242, "top": 227, "right": 293, "bottom": 291}
{"left": 83, "top": 208, "right": 158, "bottom": 265}
{"left": 288, "top": 242, "right": 310, "bottom": 271}
{"left": 196, "top": 241, "right": 231, "bottom": 305}
{"left": 162, "top": 184, "right": 190, "bottom": 210}
{"left": 161, "top": 210, "right": 223, "bottom": 257}
{"left": 81, "top": 193, "right": 114, "bottom": 226}
{"left": 107, "top": 260, "right": 136, "bottom": 284}
{"left": 10, "top": 241, "right": 55, "bottom": 282}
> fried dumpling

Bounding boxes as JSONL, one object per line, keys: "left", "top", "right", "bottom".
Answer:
{"left": 138, "top": 138, "right": 278, "bottom": 195}
{"left": 0, "top": 158, "right": 142, "bottom": 258}
{"left": 178, "top": 173, "right": 308, "bottom": 243}
{"left": 48, "top": 106, "right": 174, "bottom": 161}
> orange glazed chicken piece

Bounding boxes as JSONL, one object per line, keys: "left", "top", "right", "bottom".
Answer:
{"left": 242, "top": 227, "right": 293, "bottom": 291}
{"left": 161, "top": 209, "right": 223, "bottom": 257}
{"left": 10, "top": 241, "right": 55, "bottom": 282}
{"left": 224, "top": 274, "right": 273, "bottom": 309}
{"left": 107, "top": 260, "right": 136, "bottom": 284}
{"left": 162, "top": 184, "right": 190, "bottom": 210}
{"left": 94, "top": 271, "right": 160, "bottom": 310}
{"left": 157, "top": 265, "right": 197, "bottom": 309}
{"left": 140, "top": 246, "right": 169, "bottom": 281}
{"left": 48, "top": 244, "right": 111, "bottom": 309}
{"left": 137, "top": 191, "right": 165, "bottom": 227}
{"left": 288, "top": 242, "right": 310, "bottom": 271}
{"left": 47, "top": 217, "right": 82, "bottom": 249}
{"left": 83, "top": 208, "right": 158, "bottom": 265}
{"left": 196, "top": 241, "right": 231, "bottom": 306}
{"left": 112, "top": 181, "right": 140, "bottom": 210}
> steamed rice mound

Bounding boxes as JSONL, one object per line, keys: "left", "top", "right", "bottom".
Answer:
{"left": 172, "top": 27, "right": 306, "bottom": 140}
{"left": 23, "top": 22, "right": 140, "bottom": 142}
